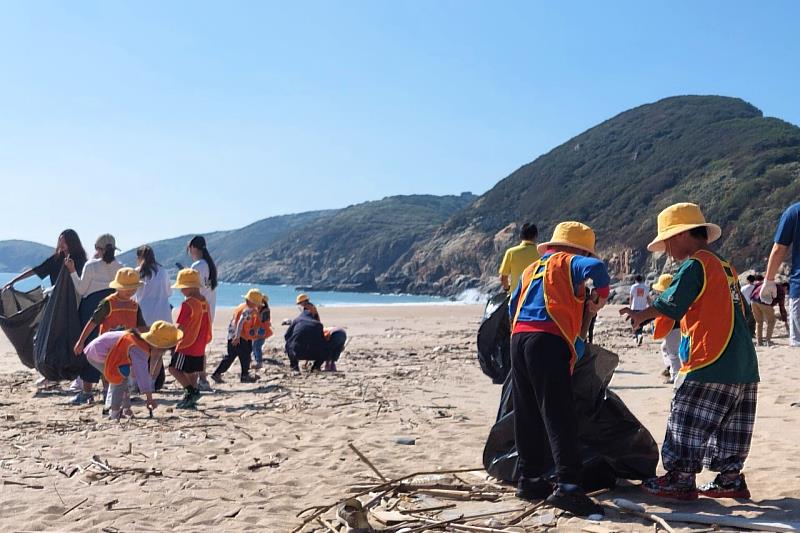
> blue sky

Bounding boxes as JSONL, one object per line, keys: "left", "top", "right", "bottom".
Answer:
{"left": 1, "top": 1, "right": 798, "bottom": 249}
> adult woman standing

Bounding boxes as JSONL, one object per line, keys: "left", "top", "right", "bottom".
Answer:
{"left": 3, "top": 229, "right": 88, "bottom": 290}
{"left": 133, "top": 245, "right": 172, "bottom": 326}
{"left": 188, "top": 236, "right": 217, "bottom": 391}
{"left": 66, "top": 233, "right": 123, "bottom": 405}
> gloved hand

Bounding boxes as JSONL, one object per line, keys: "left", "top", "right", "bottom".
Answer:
{"left": 760, "top": 280, "right": 777, "bottom": 304}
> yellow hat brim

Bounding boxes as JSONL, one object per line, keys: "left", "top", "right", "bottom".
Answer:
{"left": 651, "top": 282, "right": 670, "bottom": 292}
{"left": 140, "top": 329, "right": 183, "bottom": 349}
{"left": 647, "top": 223, "right": 722, "bottom": 252}
{"left": 172, "top": 282, "right": 202, "bottom": 289}
{"left": 537, "top": 240, "right": 596, "bottom": 257}
{"left": 109, "top": 281, "right": 143, "bottom": 290}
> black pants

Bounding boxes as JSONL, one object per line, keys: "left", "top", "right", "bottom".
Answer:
{"left": 214, "top": 339, "right": 253, "bottom": 377}
{"left": 511, "top": 332, "right": 581, "bottom": 484}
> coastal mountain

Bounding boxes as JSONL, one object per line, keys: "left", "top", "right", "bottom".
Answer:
{"left": 395, "top": 95, "right": 800, "bottom": 295}
{"left": 220, "top": 193, "right": 477, "bottom": 292}
{"left": 118, "top": 210, "right": 337, "bottom": 271}
{"left": 0, "top": 240, "right": 53, "bottom": 273}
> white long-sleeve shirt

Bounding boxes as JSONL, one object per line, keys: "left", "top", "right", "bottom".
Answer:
{"left": 191, "top": 259, "right": 217, "bottom": 321}
{"left": 134, "top": 266, "right": 173, "bottom": 326}
{"left": 71, "top": 258, "right": 123, "bottom": 297}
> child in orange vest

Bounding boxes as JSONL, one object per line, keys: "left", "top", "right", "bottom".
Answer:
{"left": 73, "top": 268, "right": 147, "bottom": 356}
{"left": 211, "top": 289, "right": 263, "bottom": 384}
{"left": 169, "top": 269, "right": 212, "bottom": 409}
{"left": 251, "top": 294, "right": 272, "bottom": 370}
{"left": 508, "top": 222, "right": 609, "bottom": 517}
{"left": 621, "top": 203, "right": 758, "bottom": 501}
{"left": 84, "top": 321, "right": 182, "bottom": 419}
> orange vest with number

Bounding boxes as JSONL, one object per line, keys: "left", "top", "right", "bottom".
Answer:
{"left": 104, "top": 332, "right": 150, "bottom": 385}
{"left": 100, "top": 294, "right": 139, "bottom": 335}
{"left": 655, "top": 250, "right": 746, "bottom": 375}
{"left": 512, "top": 252, "right": 585, "bottom": 371}
{"left": 233, "top": 303, "right": 260, "bottom": 341}
{"left": 176, "top": 296, "right": 212, "bottom": 351}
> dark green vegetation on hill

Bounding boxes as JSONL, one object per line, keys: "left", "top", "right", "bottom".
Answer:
{"left": 401, "top": 96, "right": 800, "bottom": 295}
{"left": 0, "top": 240, "right": 52, "bottom": 272}
{"left": 221, "top": 193, "right": 477, "bottom": 292}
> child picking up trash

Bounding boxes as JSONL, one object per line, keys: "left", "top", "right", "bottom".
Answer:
{"left": 84, "top": 321, "right": 182, "bottom": 419}
{"left": 211, "top": 289, "right": 264, "bottom": 383}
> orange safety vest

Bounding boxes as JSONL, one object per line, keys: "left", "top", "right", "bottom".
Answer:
{"left": 232, "top": 303, "right": 260, "bottom": 341}
{"left": 654, "top": 250, "right": 746, "bottom": 375}
{"left": 176, "top": 296, "right": 212, "bottom": 352}
{"left": 100, "top": 294, "right": 139, "bottom": 335}
{"left": 512, "top": 252, "right": 585, "bottom": 371}
{"left": 104, "top": 332, "right": 150, "bottom": 385}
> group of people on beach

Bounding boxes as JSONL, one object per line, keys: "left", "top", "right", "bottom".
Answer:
{"left": 497, "top": 201, "right": 800, "bottom": 517}
{"left": 3, "top": 232, "right": 346, "bottom": 417}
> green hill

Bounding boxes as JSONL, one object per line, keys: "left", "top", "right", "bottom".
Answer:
{"left": 395, "top": 95, "right": 800, "bottom": 295}
{"left": 0, "top": 240, "right": 54, "bottom": 273}
{"left": 220, "top": 193, "right": 477, "bottom": 292}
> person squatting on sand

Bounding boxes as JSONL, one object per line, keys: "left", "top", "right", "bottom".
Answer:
{"left": 508, "top": 221, "right": 609, "bottom": 517}
{"left": 620, "top": 202, "right": 759, "bottom": 501}
{"left": 749, "top": 278, "right": 788, "bottom": 347}
{"left": 651, "top": 274, "right": 681, "bottom": 383}
{"left": 84, "top": 321, "right": 182, "bottom": 420}
{"left": 285, "top": 293, "right": 347, "bottom": 372}
{"left": 169, "top": 268, "right": 212, "bottom": 409}
{"left": 211, "top": 289, "right": 264, "bottom": 384}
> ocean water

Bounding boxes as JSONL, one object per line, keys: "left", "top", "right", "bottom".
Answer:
{"left": 0, "top": 272, "right": 447, "bottom": 308}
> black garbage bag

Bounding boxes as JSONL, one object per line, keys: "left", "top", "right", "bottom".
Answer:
{"left": 482, "top": 344, "right": 659, "bottom": 491}
{"left": 476, "top": 293, "right": 511, "bottom": 384}
{"left": 0, "top": 286, "right": 47, "bottom": 368}
{"left": 34, "top": 267, "right": 85, "bottom": 381}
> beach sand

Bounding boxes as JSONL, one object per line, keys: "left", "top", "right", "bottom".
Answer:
{"left": 0, "top": 304, "right": 798, "bottom": 532}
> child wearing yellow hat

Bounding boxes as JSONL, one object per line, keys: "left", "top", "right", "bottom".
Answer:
{"left": 73, "top": 268, "right": 147, "bottom": 357}
{"left": 651, "top": 274, "right": 681, "bottom": 383}
{"left": 169, "top": 269, "right": 213, "bottom": 408}
{"left": 211, "top": 289, "right": 264, "bottom": 384}
{"left": 620, "top": 202, "right": 758, "bottom": 501}
{"left": 84, "top": 321, "right": 182, "bottom": 419}
{"left": 508, "top": 221, "right": 609, "bottom": 517}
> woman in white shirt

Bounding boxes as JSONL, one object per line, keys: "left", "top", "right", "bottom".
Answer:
{"left": 188, "top": 235, "right": 218, "bottom": 391}
{"left": 133, "top": 245, "right": 172, "bottom": 326}
{"left": 64, "top": 233, "right": 123, "bottom": 405}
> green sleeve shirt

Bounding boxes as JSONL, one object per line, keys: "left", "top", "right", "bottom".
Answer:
{"left": 652, "top": 255, "right": 759, "bottom": 384}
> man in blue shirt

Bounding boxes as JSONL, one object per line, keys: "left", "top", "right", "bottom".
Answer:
{"left": 762, "top": 203, "right": 800, "bottom": 347}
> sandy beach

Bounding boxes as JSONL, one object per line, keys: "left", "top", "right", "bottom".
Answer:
{"left": 1, "top": 304, "right": 798, "bottom": 532}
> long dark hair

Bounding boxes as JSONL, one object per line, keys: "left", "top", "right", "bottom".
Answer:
{"left": 137, "top": 245, "right": 160, "bottom": 280}
{"left": 59, "top": 229, "right": 88, "bottom": 267}
{"left": 101, "top": 244, "right": 116, "bottom": 263}
{"left": 188, "top": 235, "right": 218, "bottom": 290}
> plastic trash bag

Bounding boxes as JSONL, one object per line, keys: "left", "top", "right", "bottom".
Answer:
{"left": 476, "top": 293, "right": 511, "bottom": 384}
{"left": 0, "top": 286, "right": 47, "bottom": 368}
{"left": 33, "top": 267, "right": 85, "bottom": 381}
{"left": 482, "top": 343, "right": 659, "bottom": 491}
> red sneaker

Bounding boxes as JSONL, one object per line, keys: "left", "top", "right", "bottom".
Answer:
{"left": 641, "top": 471, "right": 698, "bottom": 501}
{"left": 699, "top": 473, "right": 751, "bottom": 499}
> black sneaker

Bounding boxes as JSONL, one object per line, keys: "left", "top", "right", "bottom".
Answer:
{"left": 516, "top": 476, "right": 553, "bottom": 501}
{"left": 546, "top": 486, "right": 604, "bottom": 517}
{"left": 699, "top": 472, "right": 751, "bottom": 499}
{"left": 210, "top": 373, "right": 225, "bottom": 384}
{"left": 240, "top": 373, "right": 260, "bottom": 383}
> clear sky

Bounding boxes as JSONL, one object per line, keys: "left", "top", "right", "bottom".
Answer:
{"left": 1, "top": 1, "right": 798, "bottom": 249}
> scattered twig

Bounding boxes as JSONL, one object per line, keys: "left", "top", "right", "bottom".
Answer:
{"left": 348, "top": 442, "right": 387, "bottom": 481}
{"left": 62, "top": 497, "right": 88, "bottom": 516}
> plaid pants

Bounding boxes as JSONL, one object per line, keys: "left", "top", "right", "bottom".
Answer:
{"left": 662, "top": 381, "right": 758, "bottom": 474}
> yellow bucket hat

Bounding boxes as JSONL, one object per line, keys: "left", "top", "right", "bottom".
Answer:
{"left": 243, "top": 288, "right": 265, "bottom": 305}
{"left": 647, "top": 202, "right": 721, "bottom": 252}
{"left": 109, "top": 267, "right": 143, "bottom": 290}
{"left": 172, "top": 268, "right": 202, "bottom": 289}
{"left": 140, "top": 320, "right": 183, "bottom": 349}
{"left": 537, "top": 221, "right": 596, "bottom": 256}
{"left": 296, "top": 293, "right": 310, "bottom": 305}
{"left": 651, "top": 274, "right": 674, "bottom": 292}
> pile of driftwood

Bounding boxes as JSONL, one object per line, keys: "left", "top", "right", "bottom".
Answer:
{"left": 293, "top": 445, "right": 800, "bottom": 533}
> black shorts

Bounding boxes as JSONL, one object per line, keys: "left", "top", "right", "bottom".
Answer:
{"left": 169, "top": 352, "right": 205, "bottom": 373}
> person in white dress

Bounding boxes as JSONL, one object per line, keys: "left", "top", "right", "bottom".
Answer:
{"left": 133, "top": 245, "right": 173, "bottom": 326}
{"left": 188, "top": 236, "right": 218, "bottom": 391}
